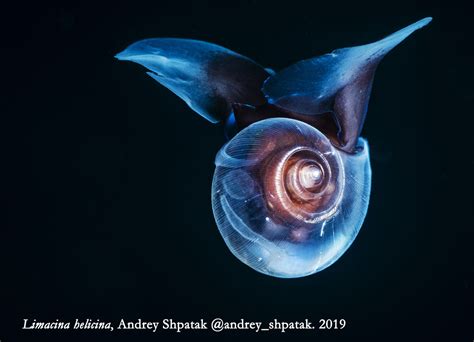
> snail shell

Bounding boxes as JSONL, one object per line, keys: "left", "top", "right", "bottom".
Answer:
{"left": 212, "top": 118, "right": 371, "bottom": 278}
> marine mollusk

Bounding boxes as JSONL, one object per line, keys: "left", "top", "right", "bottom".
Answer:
{"left": 116, "top": 18, "right": 431, "bottom": 277}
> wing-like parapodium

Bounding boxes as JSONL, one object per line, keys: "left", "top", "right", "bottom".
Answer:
{"left": 263, "top": 17, "right": 432, "bottom": 152}
{"left": 116, "top": 38, "right": 270, "bottom": 123}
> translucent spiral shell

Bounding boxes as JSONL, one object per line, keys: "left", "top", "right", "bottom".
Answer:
{"left": 212, "top": 118, "right": 371, "bottom": 278}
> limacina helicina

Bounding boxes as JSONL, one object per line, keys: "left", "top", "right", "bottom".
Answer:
{"left": 116, "top": 18, "right": 431, "bottom": 278}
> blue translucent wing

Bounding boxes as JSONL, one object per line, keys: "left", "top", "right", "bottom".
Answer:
{"left": 263, "top": 17, "right": 432, "bottom": 152}
{"left": 115, "top": 38, "right": 270, "bottom": 123}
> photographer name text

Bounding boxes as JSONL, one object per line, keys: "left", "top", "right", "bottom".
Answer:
{"left": 22, "top": 318, "right": 346, "bottom": 333}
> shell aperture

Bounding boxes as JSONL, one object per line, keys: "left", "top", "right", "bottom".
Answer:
{"left": 116, "top": 18, "right": 431, "bottom": 277}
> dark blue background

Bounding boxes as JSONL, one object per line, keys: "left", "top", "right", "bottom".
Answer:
{"left": 1, "top": 0, "right": 472, "bottom": 341}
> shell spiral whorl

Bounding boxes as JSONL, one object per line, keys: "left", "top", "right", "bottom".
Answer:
{"left": 258, "top": 132, "right": 344, "bottom": 227}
